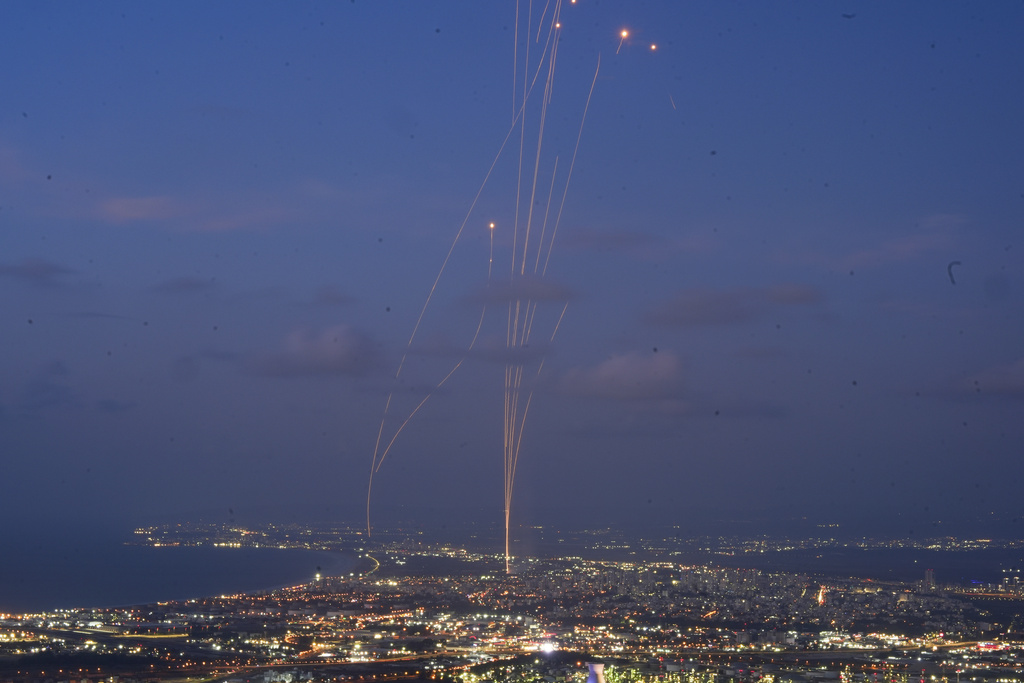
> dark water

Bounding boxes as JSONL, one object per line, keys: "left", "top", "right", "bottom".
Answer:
{"left": 0, "top": 531, "right": 354, "bottom": 614}
{"left": 694, "top": 546, "right": 1024, "bottom": 585}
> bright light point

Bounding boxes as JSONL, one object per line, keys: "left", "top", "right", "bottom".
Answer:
{"left": 540, "top": 641, "right": 557, "bottom": 653}
{"left": 650, "top": 44, "right": 657, "bottom": 51}
{"left": 555, "top": 22, "right": 561, "bottom": 29}
{"left": 620, "top": 29, "right": 629, "bottom": 38}
{"left": 489, "top": 222, "right": 495, "bottom": 229}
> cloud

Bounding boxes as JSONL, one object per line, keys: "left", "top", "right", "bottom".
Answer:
{"left": 98, "top": 196, "right": 184, "bottom": 223}
{"left": 734, "top": 345, "right": 788, "bottom": 360}
{"left": 151, "top": 276, "right": 219, "bottom": 294}
{"left": 559, "top": 351, "right": 682, "bottom": 400}
{"left": 191, "top": 206, "right": 292, "bottom": 232}
{"left": 920, "top": 212, "right": 971, "bottom": 232}
{"left": 839, "top": 231, "right": 954, "bottom": 271}
{"left": 566, "top": 228, "right": 663, "bottom": 251}
{"left": 40, "top": 360, "right": 70, "bottom": 377}
{"left": 764, "top": 283, "right": 821, "bottom": 305}
{"left": 0, "top": 145, "right": 34, "bottom": 182}
{"left": 467, "top": 276, "right": 573, "bottom": 306}
{"left": 170, "top": 356, "right": 202, "bottom": 382}
{"left": 784, "top": 214, "right": 963, "bottom": 271}
{"left": 71, "top": 311, "right": 135, "bottom": 321}
{"left": 386, "top": 331, "right": 550, "bottom": 366}
{"left": 313, "top": 285, "right": 353, "bottom": 306}
{"left": 168, "top": 349, "right": 239, "bottom": 381}
{"left": 96, "top": 194, "right": 292, "bottom": 232}
{"left": 648, "top": 289, "right": 757, "bottom": 326}
{"left": 17, "top": 361, "right": 77, "bottom": 413}
{"left": 564, "top": 227, "right": 714, "bottom": 260}
{"left": 646, "top": 284, "right": 821, "bottom": 327}
{"left": 0, "top": 258, "right": 75, "bottom": 287}
{"left": 249, "top": 325, "right": 380, "bottom": 377}
{"left": 19, "top": 380, "right": 77, "bottom": 412}
{"left": 703, "top": 400, "right": 787, "bottom": 419}
{"left": 959, "top": 358, "right": 1024, "bottom": 400}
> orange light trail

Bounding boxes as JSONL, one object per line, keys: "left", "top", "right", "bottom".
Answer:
{"left": 616, "top": 29, "right": 628, "bottom": 54}
{"left": 367, "top": 1, "right": 600, "bottom": 579}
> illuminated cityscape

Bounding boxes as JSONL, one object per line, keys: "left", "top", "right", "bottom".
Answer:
{"left": 2, "top": 523, "right": 1022, "bottom": 683}
{"left": 3, "top": 2, "right": 1023, "bottom": 683}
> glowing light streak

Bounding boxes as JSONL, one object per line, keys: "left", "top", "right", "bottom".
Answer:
{"left": 367, "top": 1, "right": 597, "bottom": 578}
{"left": 367, "top": 94, "right": 533, "bottom": 535}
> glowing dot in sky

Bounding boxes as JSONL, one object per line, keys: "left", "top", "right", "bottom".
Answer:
{"left": 620, "top": 29, "right": 629, "bottom": 39}
{"left": 489, "top": 222, "right": 495, "bottom": 229}
{"left": 555, "top": 22, "right": 561, "bottom": 29}
{"left": 650, "top": 44, "right": 657, "bottom": 51}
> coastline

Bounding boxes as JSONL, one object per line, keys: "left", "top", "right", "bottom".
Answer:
{"left": 0, "top": 540, "right": 356, "bottom": 615}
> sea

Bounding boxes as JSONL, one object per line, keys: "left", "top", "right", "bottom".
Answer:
{"left": 0, "top": 529, "right": 355, "bottom": 615}
{"left": 685, "top": 546, "right": 1024, "bottom": 585}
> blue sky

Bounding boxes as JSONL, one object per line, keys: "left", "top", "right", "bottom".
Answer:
{"left": 2, "top": 1, "right": 1023, "bottom": 539}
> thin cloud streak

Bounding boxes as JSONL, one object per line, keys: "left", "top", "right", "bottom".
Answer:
{"left": 0, "top": 259, "right": 76, "bottom": 287}
{"left": 646, "top": 285, "right": 822, "bottom": 327}
{"left": 559, "top": 351, "right": 683, "bottom": 401}
{"left": 151, "top": 277, "right": 219, "bottom": 294}
{"left": 98, "top": 196, "right": 184, "bottom": 223}
{"left": 783, "top": 214, "right": 964, "bottom": 272}
{"left": 959, "top": 358, "right": 1024, "bottom": 400}
{"left": 248, "top": 325, "right": 380, "bottom": 378}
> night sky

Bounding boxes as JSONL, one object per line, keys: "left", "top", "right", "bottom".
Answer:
{"left": 2, "top": 2, "right": 1023, "bottom": 539}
